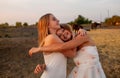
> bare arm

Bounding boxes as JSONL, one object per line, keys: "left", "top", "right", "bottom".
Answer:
{"left": 43, "top": 34, "right": 77, "bottom": 56}
{"left": 62, "top": 48, "right": 77, "bottom": 58}
{"left": 38, "top": 34, "right": 89, "bottom": 52}
{"left": 29, "top": 34, "right": 60, "bottom": 56}
{"left": 29, "top": 34, "right": 77, "bottom": 56}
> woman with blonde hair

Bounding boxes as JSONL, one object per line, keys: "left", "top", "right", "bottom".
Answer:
{"left": 29, "top": 13, "right": 88, "bottom": 78}
{"left": 36, "top": 13, "right": 68, "bottom": 78}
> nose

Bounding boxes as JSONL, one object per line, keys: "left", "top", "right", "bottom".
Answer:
{"left": 63, "top": 31, "right": 67, "bottom": 36}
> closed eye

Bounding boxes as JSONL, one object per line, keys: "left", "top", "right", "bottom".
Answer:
{"left": 57, "top": 28, "right": 65, "bottom": 37}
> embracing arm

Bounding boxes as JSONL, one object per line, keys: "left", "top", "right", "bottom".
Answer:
{"left": 38, "top": 34, "right": 89, "bottom": 52}
{"left": 62, "top": 48, "right": 77, "bottom": 58}
{"left": 29, "top": 34, "right": 77, "bottom": 56}
{"left": 44, "top": 34, "right": 77, "bottom": 57}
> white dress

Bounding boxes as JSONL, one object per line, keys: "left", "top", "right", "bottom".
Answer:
{"left": 40, "top": 52, "right": 67, "bottom": 78}
{"left": 68, "top": 46, "right": 106, "bottom": 78}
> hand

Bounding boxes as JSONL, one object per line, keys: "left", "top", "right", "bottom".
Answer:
{"left": 34, "top": 64, "right": 46, "bottom": 74}
{"left": 77, "top": 29, "right": 87, "bottom": 36}
{"left": 29, "top": 47, "right": 40, "bottom": 57}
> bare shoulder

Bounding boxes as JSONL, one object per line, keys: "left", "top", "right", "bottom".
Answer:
{"left": 45, "top": 34, "right": 59, "bottom": 41}
{"left": 44, "top": 34, "right": 63, "bottom": 46}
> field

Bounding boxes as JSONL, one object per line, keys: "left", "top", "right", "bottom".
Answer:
{"left": 88, "top": 29, "right": 120, "bottom": 78}
{"left": 0, "top": 26, "right": 120, "bottom": 78}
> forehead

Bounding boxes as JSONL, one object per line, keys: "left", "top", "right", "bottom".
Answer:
{"left": 50, "top": 14, "right": 55, "bottom": 18}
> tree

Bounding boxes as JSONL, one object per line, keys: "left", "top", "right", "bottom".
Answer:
{"left": 104, "top": 15, "right": 120, "bottom": 26}
{"left": 68, "top": 15, "right": 92, "bottom": 25}
{"left": 4, "top": 22, "right": 9, "bottom": 26}
{"left": 74, "top": 15, "right": 85, "bottom": 25}
{"left": 112, "top": 15, "right": 120, "bottom": 25}
{"left": 23, "top": 22, "right": 28, "bottom": 27}
{"left": 0, "top": 22, "right": 9, "bottom": 28}
{"left": 16, "top": 22, "right": 22, "bottom": 27}
{"left": 105, "top": 18, "right": 112, "bottom": 25}
{"left": 68, "top": 21, "right": 74, "bottom": 26}
{"left": 35, "top": 22, "right": 38, "bottom": 26}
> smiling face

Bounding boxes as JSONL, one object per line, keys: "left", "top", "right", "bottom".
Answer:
{"left": 56, "top": 28, "right": 72, "bottom": 42}
{"left": 49, "top": 14, "right": 60, "bottom": 29}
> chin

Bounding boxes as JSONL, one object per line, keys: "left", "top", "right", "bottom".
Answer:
{"left": 63, "top": 39, "right": 70, "bottom": 42}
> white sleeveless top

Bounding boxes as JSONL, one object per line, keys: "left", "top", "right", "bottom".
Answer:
{"left": 41, "top": 52, "right": 67, "bottom": 78}
{"left": 68, "top": 46, "right": 106, "bottom": 78}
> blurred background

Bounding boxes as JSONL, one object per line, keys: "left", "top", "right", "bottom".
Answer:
{"left": 0, "top": 0, "right": 120, "bottom": 78}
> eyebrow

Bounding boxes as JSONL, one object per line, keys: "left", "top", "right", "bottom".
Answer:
{"left": 52, "top": 17, "right": 55, "bottom": 19}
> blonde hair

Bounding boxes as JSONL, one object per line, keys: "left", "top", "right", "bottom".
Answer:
{"left": 38, "top": 13, "right": 52, "bottom": 46}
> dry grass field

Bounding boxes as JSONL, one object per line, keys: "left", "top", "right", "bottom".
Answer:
{"left": 0, "top": 27, "right": 120, "bottom": 78}
{"left": 88, "top": 29, "right": 120, "bottom": 78}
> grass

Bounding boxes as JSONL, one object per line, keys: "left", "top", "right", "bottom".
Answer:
{"left": 0, "top": 27, "right": 120, "bottom": 78}
{"left": 80, "top": 29, "right": 119, "bottom": 78}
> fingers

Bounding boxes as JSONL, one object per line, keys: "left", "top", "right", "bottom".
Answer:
{"left": 34, "top": 66, "right": 38, "bottom": 74}
{"left": 34, "top": 65, "right": 41, "bottom": 74}
{"left": 34, "top": 64, "right": 44, "bottom": 74}
{"left": 34, "top": 69, "right": 38, "bottom": 74}
{"left": 29, "top": 47, "right": 35, "bottom": 57}
{"left": 78, "top": 29, "right": 87, "bottom": 36}
{"left": 29, "top": 49, "right": 33, "bottom": 57}
{"left": 80, "top": 30, "right": 85, "bottom": 36}
{"left": 78, "top": 32, "right": 84, "bottom": 36}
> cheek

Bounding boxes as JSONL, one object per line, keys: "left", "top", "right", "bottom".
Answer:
{"left": 68, "top": 32, "right": 72, "bottom": 37}
{"left": 49, "top": 21, "right": 52, "bottom": 26}
{"left": 61, "top": 36, "right": 65, "bottom": 40}
{"left": 68, "top": 34, "right": 72, "bottom": 39}
{"left": 57, "top": 31, "right": 62, "bottom": 35}
{"left": 68, "top": 35, "right": 71, "bottom": 39}
{"left": 49, "top": 20, "right": 56, "bottom": 25}
{"left": 49, "top": 21, "right": 54, "bottom": 26}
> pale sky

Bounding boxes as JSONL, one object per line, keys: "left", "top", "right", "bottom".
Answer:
{"left": 0, "top": 0, "right": 120, "bottom": 25}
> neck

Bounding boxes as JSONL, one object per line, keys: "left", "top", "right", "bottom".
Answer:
{"left": 49, "top": 28, "right": 57, "bottom": 34}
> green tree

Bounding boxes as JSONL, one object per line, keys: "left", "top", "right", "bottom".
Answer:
{"left": 68, "top": 21, "right": 74, "bottom": 26}
{"left": 68, "top": 15, "right": 92, "bottom": 25}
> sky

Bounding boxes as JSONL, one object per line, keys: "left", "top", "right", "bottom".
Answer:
{"left": 0, "top": 0, "right": 120, "bottom": 25}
